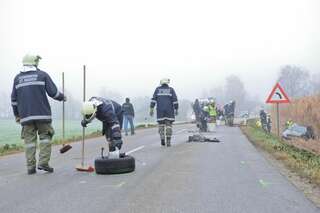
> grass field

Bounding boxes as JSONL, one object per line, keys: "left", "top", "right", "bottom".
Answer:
{"left": 0, "top": 119, "right": 102, "bottom": 145}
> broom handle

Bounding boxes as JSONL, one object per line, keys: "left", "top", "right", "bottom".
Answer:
{"left": 164, "top": 124, "right": 167, "bottom": 145}
{"left": 62, "top": 72, "right": 65, "bottom": 143}
{"left": 81, "top": 65, "right": 86, "bottom": 167}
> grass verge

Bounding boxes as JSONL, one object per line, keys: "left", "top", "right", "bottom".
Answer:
{"left": 241, "top": 119, "right": 320, "bottom": 186}
{"left": 0, "top": 123, "right": 158, "bottom": 157}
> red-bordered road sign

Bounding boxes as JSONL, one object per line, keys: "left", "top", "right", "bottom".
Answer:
{"left": 266, "top": 83, "right": 290, "bottom": 104}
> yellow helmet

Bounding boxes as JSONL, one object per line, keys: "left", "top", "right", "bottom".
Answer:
{"left": 81, "top": 101, "right": 97, "bottom": 121}
{"left": 22, "top": 54, "right": 42, "bottom": 66}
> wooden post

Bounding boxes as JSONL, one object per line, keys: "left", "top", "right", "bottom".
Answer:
{"left": 276, "top": 103, "right": 280, "bottom": 137}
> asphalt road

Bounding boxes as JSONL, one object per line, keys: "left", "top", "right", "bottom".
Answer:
{"left": 0, "top": 124, "right": 319, "bottom": 213}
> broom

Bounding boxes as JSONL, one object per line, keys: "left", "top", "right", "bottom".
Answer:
{"left": 60, "top": 72, "right": 72, "bottom": 154}
{"left": 76, "top": 65, "right": 94, "bottom": 172}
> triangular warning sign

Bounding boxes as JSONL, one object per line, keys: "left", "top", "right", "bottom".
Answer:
{"left": 266, "top": 83, "right": 290, "bottom": 104}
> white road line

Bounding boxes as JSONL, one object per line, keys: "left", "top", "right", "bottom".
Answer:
{"left": 126, "top": 145, "right": 145, "bottom": 155}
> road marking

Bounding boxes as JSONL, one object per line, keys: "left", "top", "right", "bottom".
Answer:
{"left": 102, "top": 181, "right": 126, "bottom": 188}
{"left": 259, "top": 179, "right": 271, "bottom": 188}
{"left": 79, "top": 180, "right": 87, "bottom": 184}
{"left": 126, "top": 146, "right": 145, "bottom": 155}
{"left": 116, "top": 181, "right": 126, "bottom": 187}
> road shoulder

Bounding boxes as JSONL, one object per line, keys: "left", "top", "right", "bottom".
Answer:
{"left": 241, "top": 124, "right": 320, "bottom": 208}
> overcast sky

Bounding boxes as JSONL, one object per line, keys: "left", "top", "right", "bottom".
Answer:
{"left": 1, "top": 0, "right": 319, "bottom": 102}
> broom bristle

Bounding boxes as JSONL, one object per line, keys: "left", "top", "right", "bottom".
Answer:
{"left": 60, "top": 144, "right": 72, "bottom": 154}
{"left": 76, "top": 165, "right": 94, "bottom": 172}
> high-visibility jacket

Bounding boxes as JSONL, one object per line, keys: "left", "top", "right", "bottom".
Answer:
{"left": 208, "top": 105, "right": 217, "bottom": 117}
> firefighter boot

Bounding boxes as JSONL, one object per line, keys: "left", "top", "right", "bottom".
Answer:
{"left": 28, "top": 167, "right": 36, "bottom": 175}
{"left": 166, "top": 137, "right": 171, "bottom": 147}
{"left": 38, "top": 164, "right": 54, "bottom": 173}
{"left": 161, "top": 139, "right": 165, "bottom": 146}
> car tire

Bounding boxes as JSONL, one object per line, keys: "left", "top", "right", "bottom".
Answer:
{"left": 95, "top": 155, "right": 135, "bottom": 175}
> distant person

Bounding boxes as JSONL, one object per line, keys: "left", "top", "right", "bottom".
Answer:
{"left": 11, "top": 54, "right": 66, "bottom": 174}
{"left": 200, "top": 105, "right": 210, "bottom": 132}
{"left": 224, "top": 101, "right": 235, "bottom": 126}
{"left": 150, "top": 78, "right": 178, "bottom": 147}
{"left": 193, "top": 99, "right": 201, "bottom": 124}
{"left": 122, "top": 97, "right": 135, "bottom": 136}
{"left": 81, "top": 97, "right": 123, "bottom": 152}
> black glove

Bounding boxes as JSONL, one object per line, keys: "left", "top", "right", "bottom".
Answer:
{"left": 81, "top": 120, "right": 87, "bottom": 128}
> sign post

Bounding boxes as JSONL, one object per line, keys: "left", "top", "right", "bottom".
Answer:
{"left": 266, "top": 83, "right": 290, "bottom": 137}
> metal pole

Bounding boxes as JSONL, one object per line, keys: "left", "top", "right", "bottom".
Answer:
{"left": 81, "top": 65, "right": 86, "bottom": 167}
{"left": 62, "top": 72, "right": 65, "bottom": 141}
{"left": 276, "top": 103, "right": 280, "bottom": 137}
{"left": 164, "top": 124, "right": 167, "bottom": 146}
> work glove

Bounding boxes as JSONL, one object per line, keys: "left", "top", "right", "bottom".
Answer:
{"left": 149, "top": 108, "right": 154, "bottom": 117}
{"left": 81, "top": 120, "right": 87, "bottom": 128}
{"left": 63, "top": 95, "right": 67, "bottom": 102}
{"left": 15, "top": 116, "right": 20, "bottom": 124}
{"left": 175, "top": 110, "right": 178, "bottom": 116}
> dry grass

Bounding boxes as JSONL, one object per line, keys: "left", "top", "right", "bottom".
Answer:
{"left": 270, "top": 94, "right": 320, "bottom": 154}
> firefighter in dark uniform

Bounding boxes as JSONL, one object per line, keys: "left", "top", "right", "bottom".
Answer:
{"left": 11, "top": 54, "right": 66, "bottom": 174}
{"left": 81, "top": 97, "right": 123, "bottom": 152}
{"left": 149, "top": 78, "right": 178, "bottom": 147}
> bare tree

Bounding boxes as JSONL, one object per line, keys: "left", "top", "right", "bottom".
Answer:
{"left": 224, "top": 75, "right": 247, "bottom": 112}
{"left": 278, "top": 65, "right": 312, "bottom": 98}
{"left": 311, "top": 73, "right": 320, "bottom": 95}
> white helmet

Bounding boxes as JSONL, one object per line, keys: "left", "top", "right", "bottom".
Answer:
{"left": 81, "top": 101, "right": 97, "bottom": 121}
{"left": 160, "top": 78, "right": 170, "bottom": 85}
{"left": 22, "top": 54, "right": 42, "bottom": 66}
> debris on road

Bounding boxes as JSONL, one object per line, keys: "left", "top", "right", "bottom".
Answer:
{"left": 187, "top": 134, "right": 220, "bottom": 143}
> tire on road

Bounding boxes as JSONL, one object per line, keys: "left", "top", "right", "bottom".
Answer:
{"left": 95, "top": 155, "right": 135, "bottom": 175}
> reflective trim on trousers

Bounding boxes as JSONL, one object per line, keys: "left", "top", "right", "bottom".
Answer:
{"left": 111, "top": 124, "right": 120, "bottom": 129}
{"left": 25, "top": 143, "right": 36, "bottom": 148}
{"left": 39, "top": 139, "right": 51, "bottom": 144}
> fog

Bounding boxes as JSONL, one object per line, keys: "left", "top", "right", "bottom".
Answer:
{"left": 1, "top": 0, "right": 320, "bottom": 102}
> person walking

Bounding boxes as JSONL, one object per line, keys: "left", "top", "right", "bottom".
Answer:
{"left": 122, "top": 98, "right": 135, "bottom": 136}
{"left": 150, "top": 78, "right": 178, "bottom": 147}
{"left": 11, "top": 54, "right": 66, "bottom": 174}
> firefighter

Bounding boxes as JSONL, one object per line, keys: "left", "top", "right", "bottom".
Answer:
{"left": 81, "top": 97, "right": 123, "bottom": 152}
{"left": 150, "top": 78, "right": 178, "bottom": 147}
{"left": 11, "top": 54, "right": 66, "bottom": 174}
